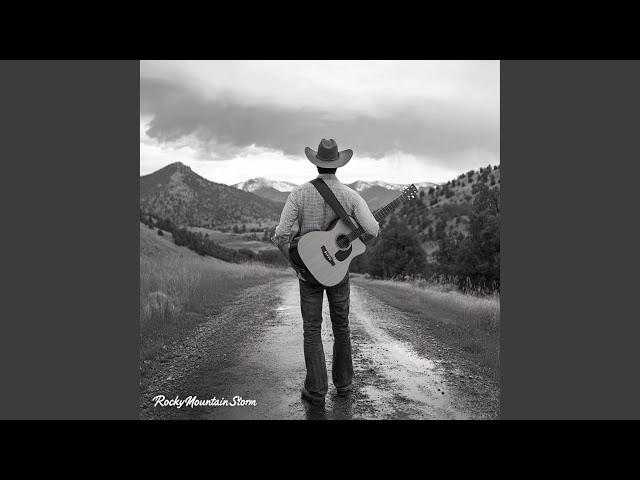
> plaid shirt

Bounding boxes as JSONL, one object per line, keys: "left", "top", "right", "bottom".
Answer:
{"left": 273, "top": 173, "right": 379, "bottom": 245}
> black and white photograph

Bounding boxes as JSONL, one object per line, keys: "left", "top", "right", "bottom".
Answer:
{"left": 139, "top": 60, "right": 500, "bottom": 420}
{"left": 4, "top": 56, "right": 640, "bottom": 427}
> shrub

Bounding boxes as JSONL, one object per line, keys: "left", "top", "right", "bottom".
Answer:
{"left": 238, "top": 248, "right": 256, "bottom": 260}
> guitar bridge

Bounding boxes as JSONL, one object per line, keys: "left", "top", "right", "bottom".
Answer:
{"left": 321, "top": 246, "right": 335, "bottom": 266}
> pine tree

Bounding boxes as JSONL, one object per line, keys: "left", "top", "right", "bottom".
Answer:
{"left": 435, "top": 183, "right": 500, "bottom": 291}
{"left": 367, "top": 217, "right": 427, "bottom": 279}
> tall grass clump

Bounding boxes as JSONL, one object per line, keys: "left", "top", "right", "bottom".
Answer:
{"left": 365, "top": 277, "right": 499, "bottom": 332}
{"left": 140, "top": 255, "right": 284, "bottom": 363}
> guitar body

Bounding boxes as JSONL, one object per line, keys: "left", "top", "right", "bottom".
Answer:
{"left": 287, "top": 183, "right": 418, "bottom": 287}
{"left": 290, "top": 216, "right": 366, "bottom": 287}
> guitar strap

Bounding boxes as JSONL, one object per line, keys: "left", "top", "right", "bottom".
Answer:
{"left": 310, "top": 178, "right": 359, "bottom": 233}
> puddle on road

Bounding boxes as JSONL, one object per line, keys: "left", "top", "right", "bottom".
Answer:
{"left": 349, "top": 286, "right": 465, "bottom": 420}
{"left": 201, "top": 278, "right": 465, "bottom": 420}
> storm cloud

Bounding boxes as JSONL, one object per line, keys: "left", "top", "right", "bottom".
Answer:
{"left": 140, "top": 61, "right": 499, "bottom": 172}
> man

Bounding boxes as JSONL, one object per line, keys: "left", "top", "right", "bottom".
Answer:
{"left": 271, "top": 139, "right": 380, "bottom": 406}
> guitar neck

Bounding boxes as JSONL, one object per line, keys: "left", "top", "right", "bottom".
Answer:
{"left": 373, "top": 195, "right": 405, "bottom": 222}
{"left": 345, "top": 193, "right": 406, "bottom": 242}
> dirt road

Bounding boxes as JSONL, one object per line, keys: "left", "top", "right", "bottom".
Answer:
{"left": 140, "top": 277, "right": 498, "bottom": 420}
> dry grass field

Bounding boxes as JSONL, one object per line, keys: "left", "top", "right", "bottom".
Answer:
{"left": 139, "top": 224, "right": 286, "bottom": 367}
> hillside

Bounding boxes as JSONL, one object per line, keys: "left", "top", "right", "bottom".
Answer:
{"left": 140, "top": 221, "right": 224, "bottom": 264}
{"left": 393, "top": 164, "right": 500, "bottom": 254}
{"left": 140, "top": 162, "right": 284, "bottom": 228}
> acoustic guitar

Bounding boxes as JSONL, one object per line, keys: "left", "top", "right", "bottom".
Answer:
{"left": 290, "top": 184, "right": 419, "bottom": 286}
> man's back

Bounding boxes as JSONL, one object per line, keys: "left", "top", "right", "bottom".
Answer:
{"left": 271, "top": 139, "right": 379, "bottom": 406}
{"left": 274, "top": 173, "right": 379, "bottom": 242}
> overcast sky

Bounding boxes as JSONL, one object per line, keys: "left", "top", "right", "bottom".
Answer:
{"left": 140, "top": 60, "right": 500, "bottom": 185}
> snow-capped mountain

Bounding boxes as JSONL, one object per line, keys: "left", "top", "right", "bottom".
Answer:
{"left": 233, "top": 177, "right": 298, "bottom": 193}
{"left": 347, "top": 180, "right": 406, "bottom": 193}
{"left": 231, "top": 177, "right": 438, "bottom": 209}
{"left": 232, "top": 177, "right": 298, "bottom": 203}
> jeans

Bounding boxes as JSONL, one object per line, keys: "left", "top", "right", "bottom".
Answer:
{"left": 299, "top": 274, "right": 353, "bottom": 401}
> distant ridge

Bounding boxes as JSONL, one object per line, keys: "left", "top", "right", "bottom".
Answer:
{"left": 140, "top": 162, "right": 283, "bottom": 228}
{"left": 232, "top": 177, "right": 439, "bottom": 210}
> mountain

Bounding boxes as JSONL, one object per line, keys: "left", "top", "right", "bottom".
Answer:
{"left": 232, "top": 177, "right": 298, "bottom": 203}
{"left": 347, "top": 180, "right": 404, "bottom": 192}
{"left": 140, "top": 162, "right": 283, "bottom": 228}
{"left": 233, "top": 177, "right": 297, "bottom": 192}
{"left": 231, "top": 177, "right": 439, "bottom": 210}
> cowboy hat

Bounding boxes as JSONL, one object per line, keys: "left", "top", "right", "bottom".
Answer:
{"left": 305, "top": 138, "right": 353, "bottom": 168}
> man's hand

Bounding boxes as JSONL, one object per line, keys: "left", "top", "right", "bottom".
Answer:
{"left": 289, "top": 257, "right": 308, "bottom": 282}
{"left": 271, "top": 235, "right": 291, "bottom": 261}
{"left": 360, "top": 232, "right": 375, "bottom": 244}
{"left": 272, "top": 234, "right": 307, "bottom": 281}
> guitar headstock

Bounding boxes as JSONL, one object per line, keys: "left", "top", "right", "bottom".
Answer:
{"left": 401, "top": 184, "right": 419, "bottom": 200}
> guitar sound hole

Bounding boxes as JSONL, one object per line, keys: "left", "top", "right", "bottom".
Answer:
{"left": 336, "top": 234, "right": 350, "bottom": 249}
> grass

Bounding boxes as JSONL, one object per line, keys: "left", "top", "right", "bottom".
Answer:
{"left": 352, "top": 275, "right": 500, "bottom": 377}
{"left": 140, "top": 249, "right": 286, "bottom": 367}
